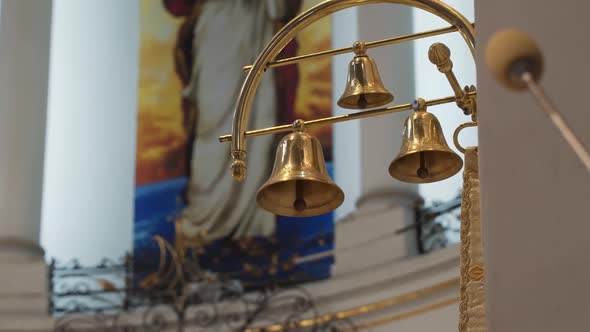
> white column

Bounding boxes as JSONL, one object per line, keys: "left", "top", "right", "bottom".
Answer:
{"left": 413, "top": 0, "right": 476, "bottom": 205}
{"left": 0, "top": 0, "right": 52, "bottom": 315}
{"left": 332, "top": 4, "right": 420, "bottom": 260}
{"left": 477, "top": 1, "right": 590, "bottom": 331}
{"left": 41, "top": 0, "right": 139, "bottom": 265}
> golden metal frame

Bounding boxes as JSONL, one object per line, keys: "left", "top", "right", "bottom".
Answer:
{"left": 219, "top": 92, "right": 476, "bottom": 143}
{"left": 242, "top": 23, "right": 474, "bottom": 72}
{"left": 220, "top": 0, "right": 477, "bottom": 182}
{"left": 210, "top": 3, "right": 477, "bottom": 330}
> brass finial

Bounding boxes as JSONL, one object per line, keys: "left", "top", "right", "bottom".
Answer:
{"left": 231, "top": 150, "right": 247, "bottom": 182}
{"left": 428, "top": 43, "right": 453, "bottom": 73}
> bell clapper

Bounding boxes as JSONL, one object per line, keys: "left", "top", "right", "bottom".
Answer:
{"left": 293, "top": 180, "right": 307, "bottom": 211}
{"left": 417, "top": 151, "right": 429, "bottom": 179}
{"left": 292, "top": 119, "right": 309, "bottom": 212}
{"left": 358, "top": 94, "right": 367, "bottom": 108}
{"left": 412, "top": 98, "right": 429, "bottom": 179}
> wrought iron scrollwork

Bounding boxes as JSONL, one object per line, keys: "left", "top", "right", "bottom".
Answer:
{"left": 50, "top": 235, "right": 342, "bottom": 331}
{"left": 416, "top": 194, "right": 462, "bottom": 254}
{"left": 51, "top": 192, "right": 463, "bottom": 331}
{"left": 53, "top": 283, "right": 324, "bottom": 331}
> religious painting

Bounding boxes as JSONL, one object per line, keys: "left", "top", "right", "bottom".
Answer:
{"left": 134, "top": 0, "right": 334, "bottom": 289}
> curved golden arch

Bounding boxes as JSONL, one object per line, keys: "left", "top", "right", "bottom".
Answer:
{"left": 231, "top": 0, "right": 475, "bottom": 180}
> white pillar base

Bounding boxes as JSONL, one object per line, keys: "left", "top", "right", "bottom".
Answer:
{"left": 333, "top": 189, "right": 422, "bottom": 276}
{"left": 0, "top": 258, "right": 48, "bottom": 316}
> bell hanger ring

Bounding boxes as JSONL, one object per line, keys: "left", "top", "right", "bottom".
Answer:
{"left": 411, "top": 98, "right": 427, "bottom": 112}
{"left": 453, "top": 122, "right": 478, "bottom": 154}
{"left": 292, "top": 119, "right": 306, "bottom": 132}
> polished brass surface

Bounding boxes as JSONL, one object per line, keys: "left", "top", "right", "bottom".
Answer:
{"left": 428, "top": 42, "right": 476, "bottom": 116}
{"left": 219, "top": 92, "right": 476, "bottom": 143}
{"left": 230, "top": 0, "right": 476, "bottom": 181}
{"left": 244, "top": 277, "right": 460, "bottom": 332}
{"left": 256, "top": 120, "right": 344, "bottom": 217}
{"left": 337, "top": 41, "right": 394, "bottom": 109}
{"left": 243, "top": 23, "right": 474, "bottom": 72}
{"left": 389, "top": 98, "right": 463, "bottom": 183}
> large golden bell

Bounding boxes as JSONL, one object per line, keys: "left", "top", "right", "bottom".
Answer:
{"left": 337, "top": 41, "right": 394, "bottom": 110}
{"left": 389, "top": 100, "right": 463, "bottom": 183}
{"left": 257, "top": 120, "right": 344, "bottom": 217}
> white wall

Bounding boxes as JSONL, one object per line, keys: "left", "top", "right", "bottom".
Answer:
{"left": 413, "top": 0, "right": 476, "bottom": 204}
{"left": 476, "top": 1, "right": 590, "bottom": 331}
{"left": 41, "top": 0, "right": 139, "bottom": 264}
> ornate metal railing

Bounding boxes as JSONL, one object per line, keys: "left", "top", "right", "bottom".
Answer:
{"left": 49, "top": 252, "right": 352, "bottom": 331}
{"left": 49, "top": 256, "right": 132, "bottom": 315}
{"left": 49, "top": 193, "right": 461, "bottom": 330}
{"left": 52, "top": 284, "right": 329, "bottom": 331}
{"left": 393, "top": 193, "right": 462, "bottom": 254}
{"left": 415, "top": 194, "right": 462, "bottom": 254}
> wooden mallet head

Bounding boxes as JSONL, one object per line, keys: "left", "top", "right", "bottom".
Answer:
{"left": 485, "top": 29, "right": 544, "bottom": 90}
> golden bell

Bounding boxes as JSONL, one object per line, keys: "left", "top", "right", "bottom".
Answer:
{"left": 389, "top": 100, "right": 463, "bottom": 183}
{"left": 337, "top": 41, "right": 394, "bottom": 110}
{"left": 257, "top": 120, "right": 344, "bottom": 217}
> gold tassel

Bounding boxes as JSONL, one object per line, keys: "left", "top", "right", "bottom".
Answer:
{"left": 459, "top": 147, "right": 488, "bottom": 332}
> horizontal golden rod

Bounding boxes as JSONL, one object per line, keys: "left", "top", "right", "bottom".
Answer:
{"left": 219, "top": 92, "right": 475, "bottom": 143}
{"left": 242, "top": 23, "right": 474, "bottom": 72}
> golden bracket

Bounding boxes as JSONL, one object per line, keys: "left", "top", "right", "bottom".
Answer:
{"left": 428, "top": 42, "right": 477, "bottom": 121}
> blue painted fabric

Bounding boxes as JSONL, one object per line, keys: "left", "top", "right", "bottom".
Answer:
{"left": 133, "top": 164, "right": 335, "bottom": 287}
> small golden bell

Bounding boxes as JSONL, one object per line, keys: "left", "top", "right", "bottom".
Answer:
{"left": 257, "top": 120, "right": 344, "bottom": 217}
{"left": 389, "top": 99, "right": 463, "bottom": 183}
{"left": 337, "top": 41, "right": 394, "bottom": 110}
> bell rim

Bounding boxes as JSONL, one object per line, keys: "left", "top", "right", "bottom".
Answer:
{"left": 337, "top": 91, "right": 394, "bottom": 110}
{"left": 388, "top": 149, "right": 464, "bottom": 184}
{"left": 256, "top": 177, "right": 345, "bottom": 217}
